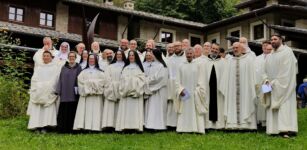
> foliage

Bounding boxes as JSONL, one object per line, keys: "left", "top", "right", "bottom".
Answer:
{"left": 0, "top": 30, "right": 30, "bottom": 118}
{"left": 0, "top": 109, "right": 306, "bottom": 149}
{"left": 135, "top": 0, "right": 240, "bottom": 23}
{"left": 0, "top": 76, "right": 29, "bottom": 119}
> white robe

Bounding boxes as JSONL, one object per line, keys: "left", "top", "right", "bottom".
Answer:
{"left": 255, "top": 54, "right": 267, "bottom": 126}
{"left": 221, "top": 54, "right": 257, "bottom": 130}
{"left": 98, "top": 56, "right": 110, "bottom": 72}
{"left": 144, "top": 61, "right": 168, "bottom": 130}
{"left": 73, "top": 68, "right": 105, "bottom": 131}
{"left": 116, "top": 63, "right": 145, "bottom": 131}
{"left": 263, "top": 45, "right": 298, "bottom": 134}
{"left": 27, "top": 61, "right": 61, "bottom": 129}
{"left": 202, "top": 57, "right": 226, "bottom": 129}
{"left": 102, "top": 62, "right": 125, "bottom": 128}
{"left": 33, "top": 48, "right": 59, "bottom": 69}
{"left": 175, "top": 60, "right": 207, "bottom": 134}
{"left": 166, "top": 53, "right": 186, "bottom": 127}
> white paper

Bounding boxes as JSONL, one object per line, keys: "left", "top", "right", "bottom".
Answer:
{"left": 74, "top": 87, "right": 78, "bottom": 95}
{"left": 262, "top": 84, "right": 272, "bottom": 94}
{"left": 181, "top": 89, "right": 190, "bottom": 101}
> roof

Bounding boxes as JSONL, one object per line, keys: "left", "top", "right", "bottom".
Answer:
{"left": 0, "top": 21, "right": 119, "bottom": 48}
{"left": 270, "top": 25, "right": 307, "bottom": 35}
{"left": 235, "top": 0, "right": 267, "bottom": 9}
{"left": 62, "top": 0, "right": 206, "bottom": 29}
{"left": 226, "top": 36, "right": 307, "bottom": 54}
{"left": 203, "top": 4, "right": 307, "bottom": 31}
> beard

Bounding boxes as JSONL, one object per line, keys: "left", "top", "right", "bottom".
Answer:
{"left": 272, "top": 42, "right": 280, "bottom": 49}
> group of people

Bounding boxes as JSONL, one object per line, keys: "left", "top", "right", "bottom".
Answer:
{"left": 27, "top": 35, "right": 298, "bottom": 138}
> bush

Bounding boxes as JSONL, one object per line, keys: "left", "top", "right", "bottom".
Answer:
{"left": 0, "top": 76, "right": 29, "bottom": 118}
{"left": 0, "top": 30, "right": 30, "bottom": 118}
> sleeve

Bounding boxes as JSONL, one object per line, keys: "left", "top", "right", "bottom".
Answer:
{"left": 174, "top": 67, "right": 184, "bottom": 113}
{"left": 119, "top": 69, "right": 145, "bottom": 98}
{"left": 194, "top": 64, "right": 208, "bottom": 115}
{"left": 104, "top": 67, "right": 118, "bottom": 101}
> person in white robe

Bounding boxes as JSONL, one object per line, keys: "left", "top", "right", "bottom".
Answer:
{"left": 254, "top": 41, "right": 272, "bottom": 127}
{"left": 175, "top": 48, "right": 208, "bottom": 134}
{"left": 129, "top": 40, "right": 145, "bottom": 62}
{"left": 203, "top": 43, "right": 226, "bottom": 129}
{"left": 165, "top": 43, "right": 174, "bottom": 59}
{"left": 75, "top": 43, "right": 85, "bottom": 63}
{"left": 54, "top": 42, "right": 70, "bottom": 67}
{"left": 262, "top": 35, "right": 298, "bottom": 137}
{"left": 221, "top": 42, "right": 257, "bottom": 130}
{"left": 118, "top": 39, "right": 130, "bottom": 57}
{"left": 102, "top": 50, "right": 127, "bottom": 129}
{"left": 33, "top": 37, "right": 59, "bottom": 69}
{"left": 27, "top": 51, "right": 61, "bottom": 132}
{"left": 99, "top": 49, "right": 114, "bottom": 71}
{"left": 116, "top": 51, "right": 145, "bottom": 132}
{"left": 144, "top": 50, "right": 169, "bottom": 130}
{"left": 73, "top": 54, "right": 106, "bottom": 131}
{"left": 166, "top": 41, "right": 186, "bottom": 128}
{"left": 239, "top": 37, "right": 256, "bottom": 60}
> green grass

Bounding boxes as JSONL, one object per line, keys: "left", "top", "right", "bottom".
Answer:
{"left": 1, "top": 109, "right": 307, "bottom": 150}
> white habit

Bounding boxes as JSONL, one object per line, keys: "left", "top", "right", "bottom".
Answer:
{"left": 263, "top": 45, "right": 298, "bottom": 134}
{"left": 116, "top": 63, "right": 145, "bottom": 131}
{"left": 175, "top": 60, "right": 207, "bottom": 133}
{"left": 27, "top": 61, "right": 60, "bottom": 129}
{"left": 221, "top": 54, "right": 257, "bottom": 130}
{"left": 144, "top": 61, "right": 168, "bottom": 130}
{"left": 103, "top": 61, "right": 125, "bottom": 129}
{"left": 73, "top": 67, "right": 105, "bottom": 131}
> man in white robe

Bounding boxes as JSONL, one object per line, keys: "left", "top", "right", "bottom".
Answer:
{"left": 203, "top": 43, "right": 226, "bottom": 129}
{"left": 33, "top": 37, "right": 59, "bottom": 69}
{"left": 262, "top": 35, "right": 298, "bottom": 137}
{"left": 175, "top": 48, "right": 207, "bottom": 134}
{"left": 129, "top": 40, "right": 145, "bottom": 62}
{"left": 254, "top": 41, "right": 272, "bottom": 127}
{"left": 98, "top": 49, "right": 113, "bottom": 71}
{"left": 166, "top": 41, "right": 186, "bottom": 128}
{"left": 239, "top": 37, "right": 256, "bottom": 60}
{"left": 75, "top": 43, "right": 85, "bottom": 63}
{"left": 27, "top": 51, "right": 61, "bottom": 132}
{"left": 221, "top": 42, "right": 257, "bottom": 130}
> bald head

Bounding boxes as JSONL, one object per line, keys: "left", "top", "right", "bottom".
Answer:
{"left": 182, "top": 39, "right": 190, "bottom": 49}
{"left": 173, "top": 41, "right": 183, "bottom": 55}
{"left": 120, "top": 39, "right": 129, "bottom": 51}
{"left": 203, "top": 42, "right": 211, "bottom": 56}
{"left": 232, "top": 42, "right": 244, "bottom": 56}
{"left": 166, "top": 43, "right": 174, "bottom": 56}
{"left": 193, "top": 44, "right": 202, "bottom": 58}
{"left": 91, "top": 42, "right": 100, "bottom": 54}
{"left": 76, "top": 43, "right": 85, "bottom": 55}
{"left": 129, "top": 40, "right": 137, "bottom": 51}
{"left": 239, "top": 37, "right": 248, "bottom": 46}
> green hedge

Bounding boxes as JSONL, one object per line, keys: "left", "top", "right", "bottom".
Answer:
{"left": 0, "top": 76, "right": 29, "bottom": 119}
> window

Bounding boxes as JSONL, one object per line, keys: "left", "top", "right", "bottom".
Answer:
{"left": 250, "top": 21, "right": 266, "bottom": 41}
{"left": 159, "top": 28, "right": 176, "bottom": 43}
{"left": 8, "top": 6, "right": 24, "bottom": 22}
{"left": 189, "top": 33, "right": 204, "bottom": 46}
{"left": 227, "top": 26, "right": 241, "bottom": 48}
{"left": 40, "top": 12, "right": 54, "bottom": 27}
{"left": 207, "top": 32, "right": 220, "bottom": 44}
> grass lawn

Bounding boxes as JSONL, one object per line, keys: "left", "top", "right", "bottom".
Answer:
{"left": 0, "top": 109, "right": 306, "bottom": 150}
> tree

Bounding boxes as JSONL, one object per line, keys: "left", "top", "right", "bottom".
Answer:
{"left": 135, "top": 0, "right": 240, "bottom": 23}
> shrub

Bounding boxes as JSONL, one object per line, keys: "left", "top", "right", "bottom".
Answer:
{"left": 0, "top": 29, "right": 30, "bottom": 118}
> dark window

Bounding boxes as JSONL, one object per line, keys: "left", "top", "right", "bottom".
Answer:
{"left": 161, "top": 31, "right": 173, "bottom": 43}
{"left": 211, "top": 39, "right": 217, "bottom": 44}
{"left": 9, "top": 6, "right": 24, "bottom": 22}
{"left": 253, "top": 24, "right": 264, "bottom": 40}
{"left": 40, "top": 12, "right": 54, "bottom": 27}
{"left": 190, "top": 36, "right": 201, "bottom": 46}
{"left": 230, "top": 30, "right": 240, "bottom": 45}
